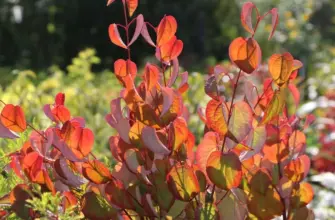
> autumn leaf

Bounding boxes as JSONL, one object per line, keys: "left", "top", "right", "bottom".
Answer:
{"left": 0, "top": 104, "right": 27, "bottom": 133}
{"left": 206, "top": 151, "right": 242, "bottom": 190}
{"left": 229, "top": 37, "right": 262, "bottom": 74}
{"left": 156, "top": 15, "right": 177, "bottom": 46}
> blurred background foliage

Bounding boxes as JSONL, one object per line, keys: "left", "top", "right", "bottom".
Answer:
{"left": 0, "top": 0, "right": 334, "bottom": 218}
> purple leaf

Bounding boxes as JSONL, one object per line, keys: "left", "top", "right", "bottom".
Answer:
{"left": 167, "top": 58, "right": 179, "bottom": 87}
{"left": 105, "top": 98, "right": 131, "bottom": 144}
{"left": 141, "top": 126, "right": 170, "bottom": 155}
{"left": 128, "top": 14, "right": 144, "bottom": 46}
{"left": 0, "top": 120, "right": 19, "bottom": 139}
{"left": 141, "top": 23, "right": 156, "bottom": 47}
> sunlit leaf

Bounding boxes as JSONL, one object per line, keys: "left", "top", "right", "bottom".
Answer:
{"left": 0, "top": 104, "right": 27, "bottom": 133}
{"left": 82, "top": 160, "right": 113, "bottom": 184}
{"left": 157, "top": 15, "right": 177, "bottom": 46}
{"left": 206, "top": 151, "right": 242, "bottom": 190}
{"left": 260, "top": 89, "right": 285, "bottom": 125}
{"left": 114, "top": 59, "right": 137, "bottom": 88}
{"left": 144, "top": 63, "right": 160, "bottom": 91}
{"left": 229, "top": 37, "right": 262, "bottom": 74}
{"left": 283, "top": 155, "right": 310, "bottom": 182}
{"left": 156, "top": 36, "right": 183, "bottom": 62}
{"left": 268, "top": 52, "right": 301, "bottom": 87}
{"left": 228, "top": 101, "right": 253, "bottom": 142}
{"left": 106, "top": 0, "right": 115, "bottom": 6}
{"left": 290, "top": 182, "right": 314, "bottom": 209}
{"left": 206, "top": 99, "right": 229, "bottom": 136}
{"left": 170, "top": 117, "right": 188, "bottom": 152}
{"left": 262, "top": 142, "right": 289, "bottom": 163}
{"left": 167, "top": 163, "right": 200, "bottom": 201}
{"left": 196, "top": 132, "right": 218, "bottom": 182}
{"left": 126, "top": 0, "right": 138, "bottom": 17}
{"left": 108, "top": 23, "right": 127, "bottom": 49}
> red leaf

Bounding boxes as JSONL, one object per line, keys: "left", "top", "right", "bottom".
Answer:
{"left": 157, "top": 15, "right": 177, "bottom": 46}
{"left": 108, "top": 24, "right": 127, "bottom": 49}
{"left": 55, "top": 93, "right": 65, "bottom": 105}
{"left": 240, "top": 2, "right": 258, "bottom": 35}
{"left": 0, "top": 104, "right": 27, "bottom": 133}
{"left": 178, "top": 71, "right": 189, "bottom": 94}
{"left": 51, "top": 105, "right": 71, "bottom": 123}
{"left": 128, "top": 14, "right": 144, "bottom": 46}
{"left": 288, "top": 83, "right": 300, "bottom": 108}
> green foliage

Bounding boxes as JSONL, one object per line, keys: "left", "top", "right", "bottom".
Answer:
{"left": 0, "top": 48, "right": 121, "bottom": 156}
{"left": 26, "top": 186, "right": 83, "bottom": 220}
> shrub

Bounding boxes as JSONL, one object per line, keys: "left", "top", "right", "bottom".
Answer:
{"left": 0, "top": 1, "right": 314, "bottom": 219}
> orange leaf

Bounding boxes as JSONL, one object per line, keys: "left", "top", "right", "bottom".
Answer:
{"left": 108, "top": 24, "right": 127, "bottom": 49}
{"left": 167, "top": 163, "right": 200, "bottom": 201}
{"left": 260, "top": 89, "right": 285, "bottom": 125}
{"left": 289, "top": 130, "right": 306, "bottom": 154}
{"left": 144, "top": 63, "right": 160, "bottom": 91}
{"left": 206, "top": 151, "right": 242, "bottom": 190}
{"left": 268, "top": 52, "right": 298, "bottom": 87}
{"left": 126, "top": 0, "right": 138, "bottom": 17}
{"left": 195, "top": 132, "right": 218, "bottom": 183}
{"left": 156, "top": 15, "right": 177, "bottom": 46}
{"left": 67, "top": 127, "right": 94, "bottom": 158}
{"left": 262, "top": 142, "right": 289, "bottom": 163}
{"left": 0, "top": 104, "right": 27, "bottom": 133}
{"left": 114, "top": 59, "right": 137, "bottom": 88}
{"left": 169, "top": 117, "right": 188, "bottom": 152}
{"left": 82, "top": 160, "right": 113, "bottom": 184}
{"left": 229, "top": 37, "right": 262, "bottom": 74}
{"left": 63, "top": 191, "right": 78, "bottom": 210}
{"left": 206, "top": 99, "right": 229, "bottom": 136}
{"left": 156, "top": 36, "right": 183, "bottom": 62}
{"left": 290, "top": 182, "right": 314, "bottom": 209}
{"left": 284, "top": 155, "right": 310, "bottom": 182}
